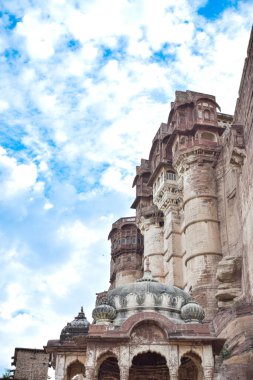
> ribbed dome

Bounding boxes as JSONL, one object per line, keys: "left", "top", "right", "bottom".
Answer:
{"left": 181, "top": 301, "right": 205, "bottom": 322}
{"left": 106, "top": 267, "right": 192, "bottom": 324}
{"left": 108, "top": 267, "right": 190, "bottom": 302}
{"left": 92, "top": 303, "right": 117, "bottom": 324}
{"left": 108, "top": 280, "right": 190, "bottom": 300}
{"left": 60, "top": 307, "right": 89, "bottom": 340}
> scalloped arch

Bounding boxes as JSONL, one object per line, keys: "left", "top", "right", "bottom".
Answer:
{"left": 129, "top": 347, "right": 170, "bottom": 366}
{"left": 96, "top": 350, "right": 119, "bottom": 368}
{"left": 66, "top": 358, "right": 85, "bottom": 368}
{"left": 179, "top": 349, "right": 203, "bottom": 363}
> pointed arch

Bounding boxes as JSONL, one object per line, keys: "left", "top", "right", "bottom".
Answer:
{"left": 66, "top": 360, "right": 85, "bottom": 380}
{"left": 178, "top": 351, "right": 204, "bottom": 380}
{"left": 96, "top": 351, "right": 120, "bottom": 380}
{"left": 129, "top": 350, "right": 170, "bottom": 380}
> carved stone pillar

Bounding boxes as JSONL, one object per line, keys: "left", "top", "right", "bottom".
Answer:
{"left": 55, "top": 355, "right": 65, "bottom": 380}
{"left": 167, "top": 345, "right": 179, "bottom": 380}
{"left": 120, "top": 366, "right": 129, "bottom": 380}
{"left": 85, "top": 366, "right": 95, "bottom": 380}
{"left": 203, "top": 366, "right": 213, "bottom": 380}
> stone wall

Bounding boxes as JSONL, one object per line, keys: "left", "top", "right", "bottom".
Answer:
{"left": 213, "top": 27, "right": 253, "bottom": 380}
{"left": 13, "top": 348, "right": 49, "bottom": 380}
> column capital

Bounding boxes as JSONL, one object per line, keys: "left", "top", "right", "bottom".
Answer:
{"left": 137, "top": 214, "right": 163, "bottom": 232}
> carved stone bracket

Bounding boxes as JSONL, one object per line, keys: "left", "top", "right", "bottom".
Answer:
{"left": 230, "top": 147, "right": 246, "bottom": 167}
{"left": 229, "top": 124, "right": 246, "bottom": 168}
{"left": 216, "top": 256, "right": 242, "bottom": 306}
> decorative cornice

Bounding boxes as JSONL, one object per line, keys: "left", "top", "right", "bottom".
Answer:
{"left": 173, "top": 145, "right": 222, "bottom": 173}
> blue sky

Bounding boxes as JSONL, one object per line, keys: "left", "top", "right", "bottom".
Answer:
{"left": 0, "top": 0, "right": 252, "bottom": 376}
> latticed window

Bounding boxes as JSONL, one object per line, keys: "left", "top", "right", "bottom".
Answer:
{"left": 167, "top": 171, "right": 176, "bottom": 181}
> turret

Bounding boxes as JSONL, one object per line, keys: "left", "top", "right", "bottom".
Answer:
{"left": 108, "top": 217, "right": 143, "bottom": 288}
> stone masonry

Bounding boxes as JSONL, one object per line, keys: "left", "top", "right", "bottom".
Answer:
{"left": 12, "top": 348, "right": 49, "bottom": 380}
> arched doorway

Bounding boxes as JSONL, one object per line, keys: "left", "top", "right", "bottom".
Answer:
{"left": 67, "top": 360, "right": 85, "bottom": 380}
{"left": 97, "top": 356, "right": 120, "bottom": 380}
{"left": 129, "top": 351, "right": 170, "bottom": 380}
{"left": 178, "top": 353, "right": 203, "bottom": 380}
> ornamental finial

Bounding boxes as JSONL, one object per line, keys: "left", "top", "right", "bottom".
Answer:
{"left": 145, "top": 257, "right": 150, "bottom": 272}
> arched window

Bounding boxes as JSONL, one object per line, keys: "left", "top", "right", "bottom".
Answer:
{"left": 204, "top": 109, "right": 210, "bottom": 120}
{"left": 201, "top": 132, "right": 216, "bottom": 142}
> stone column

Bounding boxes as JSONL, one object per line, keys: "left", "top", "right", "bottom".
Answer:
{"left": 163, "top": 206, "right": 183, "bottom": 288}
{"left": 203, "top": 367, "right": 213, "bottom": 380}
{"left": 120, "top": 366, "right": 129, "bottom": 380}
{"left": 55, "top": 355, "right": 65, "bottom": 380}
{"left": 138, "top": 216, "right": 164, "bottom": 282}
{"left": 202, "top": 345, "right": 214, "bottom": 380}
{"left": 167, "top": 345, "right": 179, "bottom": 380}
{"left": 85, "top": 367, "right": 95, "bottom": 380}
{"left": 152, "top": 175, "right": 184, "bottom": 287}
{"left": 181, "top": 163, "right": 222, "bottom": 319}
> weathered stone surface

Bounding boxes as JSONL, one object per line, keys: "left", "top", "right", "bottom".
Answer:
{"left": 12, "top": 348, "right": 49, "bottom": 380}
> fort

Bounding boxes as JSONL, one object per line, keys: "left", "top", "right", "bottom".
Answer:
{"left": 9, "top": 28, "right": 253, "bottom": 380}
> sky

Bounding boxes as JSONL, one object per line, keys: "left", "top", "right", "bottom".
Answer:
{"left": 0, "top": 0, "right": 252, "bottom": 376}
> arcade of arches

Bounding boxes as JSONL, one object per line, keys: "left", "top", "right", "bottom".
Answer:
{"left": 95, "top": 351, "right": 204, "bottom": 380}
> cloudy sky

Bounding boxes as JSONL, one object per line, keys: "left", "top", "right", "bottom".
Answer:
{"left": 0, "top": 0, "right": 252, "bottom": 376}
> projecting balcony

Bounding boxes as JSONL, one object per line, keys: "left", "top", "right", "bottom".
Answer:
{"left": 153, "top": 176, "right": 182, "bottom": 214}
{"left": 153, "top": 172, "right": 177, "bottom": 197}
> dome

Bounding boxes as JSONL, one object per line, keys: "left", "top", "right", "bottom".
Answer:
{"left": 106, "top": 265, "right": 192, "bottom": 325}
{"left": 60, "top": 307, "right": 90, "bottom": 340}
{"left": 181, "top": 301, "right": 205, "bottom": 322}
{"left": 92, "top": 303, "right": 116, "bottom": 324}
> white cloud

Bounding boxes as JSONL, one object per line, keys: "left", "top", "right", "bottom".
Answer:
{"left": 0, "top": 148, "right": 37, "bottom": 200}
{"left": 16, "top": 9, "right": 63, "bottom": 60}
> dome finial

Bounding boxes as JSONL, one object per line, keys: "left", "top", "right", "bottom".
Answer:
{"left": 137, "top": 257, "right": 157, "bottom": 282}
{"left": 77, "top": 306, "right": 85, "bottom": 319}
{"left": 145, "top": 257, "right": 150, "bottom": 272}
